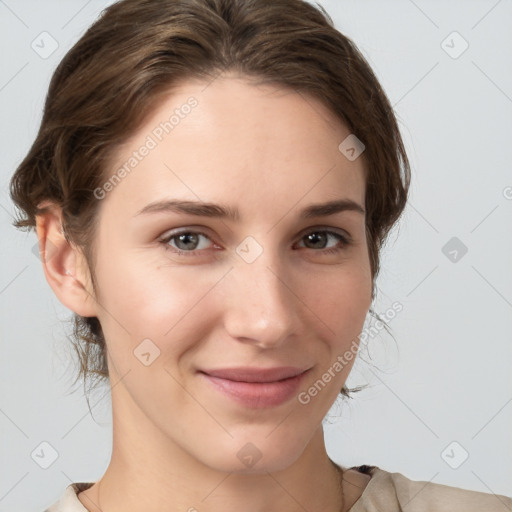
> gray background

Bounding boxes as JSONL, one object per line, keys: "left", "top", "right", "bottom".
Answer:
{"left": 1, "top": 0, "right": 511, "bottom": 510}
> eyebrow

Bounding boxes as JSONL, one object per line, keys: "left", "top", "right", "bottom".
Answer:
{"left": 134, "top": 198, "right": 365, "bottom": 221}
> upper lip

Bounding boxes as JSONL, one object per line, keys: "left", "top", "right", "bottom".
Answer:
{"left": 200, "top": 366, "right": 309, "bottom": 383}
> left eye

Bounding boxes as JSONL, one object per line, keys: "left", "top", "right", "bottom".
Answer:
{"left": 296, "top": 230, "right": 349, "bottom": 252}
{"left": 159, "top": 229, "right": 350, "bottom": 256}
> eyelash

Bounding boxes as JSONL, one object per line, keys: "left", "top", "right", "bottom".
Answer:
{"left": 158, "top": 228, "right": 351, "bottom": 257}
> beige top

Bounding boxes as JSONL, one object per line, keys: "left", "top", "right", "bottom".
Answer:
{"left": 45, "top": 465, "right": 512, "bottom": 511}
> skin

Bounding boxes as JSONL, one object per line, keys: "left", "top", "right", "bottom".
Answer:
{"left": 36, "top": 72, "right": 373, "bottom": 512}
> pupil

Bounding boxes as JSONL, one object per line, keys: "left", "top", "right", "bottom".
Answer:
{"left": 307, "top": 232, "right": 326, "bottom": 248}
{"left": 177, "top": 233, "right": 198, "bottom": 250}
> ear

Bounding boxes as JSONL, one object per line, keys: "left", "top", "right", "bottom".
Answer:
{"left": 35, "top": 201, "right": 98, "bottom": 318}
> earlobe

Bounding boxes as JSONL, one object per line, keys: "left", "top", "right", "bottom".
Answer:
{"left": 35, "top": 202, "right": 98, "bottom": 318}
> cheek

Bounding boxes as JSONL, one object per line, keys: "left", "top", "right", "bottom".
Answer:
{"left": 92, "top": 250, "right": 222, "bottom": 361}
{"left": 295, "top": 272, "right": 371, "bottom": 414}
{"left": 308, "top": 265, "right": 372, "bottom": 339}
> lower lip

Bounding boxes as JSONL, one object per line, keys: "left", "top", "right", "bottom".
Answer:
{"left": 200, "top": 371, "right": 309, "bottom": 408}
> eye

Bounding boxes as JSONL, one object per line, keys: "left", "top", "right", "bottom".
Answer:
{"left": 159, "top": 229, "right": 215, "bottom": 256}
{"left": 295, "top": 229, "right": 351, "bottom": 254}
{"left": 158, "top": 227, "right": 351, "bottom": 257}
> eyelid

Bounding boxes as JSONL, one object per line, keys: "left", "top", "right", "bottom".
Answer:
{"left": 158, "top": 228, "right": 217, "bottom": 250}
{"left": 298, "top": 225, "right": 352, "bottom": 242}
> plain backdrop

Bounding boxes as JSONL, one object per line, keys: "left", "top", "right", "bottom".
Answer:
{"left": 1, "top": 0, "right": 511, "bottom": 510}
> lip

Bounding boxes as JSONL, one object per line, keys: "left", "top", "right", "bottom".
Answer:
{"left": 199, "top": 366, "right": 311, "bottom": 408}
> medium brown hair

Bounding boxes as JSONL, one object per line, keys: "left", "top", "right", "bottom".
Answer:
{"left": 10, "top": 0, "right": 410, "bottom": 402}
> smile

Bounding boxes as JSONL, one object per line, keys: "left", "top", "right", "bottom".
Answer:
{"left": 198, "top": 366, "right": 311, "bottom": 408}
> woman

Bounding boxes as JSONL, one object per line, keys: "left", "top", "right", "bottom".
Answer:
{"left": 9, "top": 0, "right": 511, "bottom": 510}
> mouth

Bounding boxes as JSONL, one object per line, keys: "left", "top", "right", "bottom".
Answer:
{"left": 198, "top": 366, "right": 311, "bottom": 408}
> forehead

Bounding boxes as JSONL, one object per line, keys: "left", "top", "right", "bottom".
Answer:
{"left": 103, "top": 74, "right": 366, "bottom": 215}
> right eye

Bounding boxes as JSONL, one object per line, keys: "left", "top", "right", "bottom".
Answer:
{"left": 159, "top": 229, "right": 218, "bottom": 256}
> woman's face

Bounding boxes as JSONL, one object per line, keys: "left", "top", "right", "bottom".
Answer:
{"left": 89, "top": 74, "right": 372, "bottom": 473}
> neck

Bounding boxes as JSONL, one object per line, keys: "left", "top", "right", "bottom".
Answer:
{"left": 79, "top": 395, "right": 347, "bottom": 512}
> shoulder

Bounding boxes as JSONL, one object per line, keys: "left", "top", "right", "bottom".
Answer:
{"left": 347, "top": 465, "right": 512, "bottom": 512}
{"left": 44, "top": 482, "right": 94, "bottom": 512}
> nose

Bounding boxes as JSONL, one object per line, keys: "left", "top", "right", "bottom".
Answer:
{"left": 222, "top": 252, "right": 300, "bottom": 349}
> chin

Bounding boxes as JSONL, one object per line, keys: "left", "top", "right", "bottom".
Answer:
{"left": 195, "top": 430, "right": 310, "bottom": 475}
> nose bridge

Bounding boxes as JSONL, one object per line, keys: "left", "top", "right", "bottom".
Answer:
{"left": 224, "top": 242, "right": 298, "bottom": 346}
